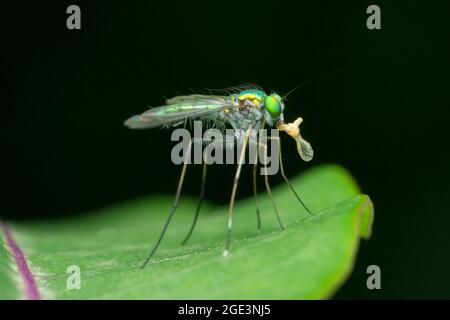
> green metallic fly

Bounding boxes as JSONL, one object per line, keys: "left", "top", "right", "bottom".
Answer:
{"left": 125, "top": 80, "right": 320, "bottom": 268}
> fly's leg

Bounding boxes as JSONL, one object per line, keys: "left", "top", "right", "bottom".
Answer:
{"left": 252, "top": 119, "right": 265, "bottom": 232}
{"left": 259, "top": 141, "right": 285, "bottom": 230}
{"left": 182, "top": 135, "right": 234, "bottom": 244}
{"left": 252, "top": 145, "right": 262, "bottom": 233}
{"left": 182, "top": 155, "right": 207, "bottom": 245}
{"left": 268, "top": 136, "right": 313, "bottom": 215}
{"left": 224, "top": 127, "right": 252, "bottom": 257}
{"left": 141, "top": 140, "right": 192, "bottom": 268}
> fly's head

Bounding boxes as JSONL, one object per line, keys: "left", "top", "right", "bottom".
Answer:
{"left": 264, "top": 93, "right": 285, "bottom": 125}
{"left": 263, "top": 91, "right": 313, "bottom": 162}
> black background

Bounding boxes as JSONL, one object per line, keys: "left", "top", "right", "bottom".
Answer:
{"left": 2, "top": 1, "right": 449, "bottom": 298}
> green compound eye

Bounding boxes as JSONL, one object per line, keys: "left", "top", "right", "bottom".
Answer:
{"left": 265, "top": 94, "right": 282, "bottom": 119}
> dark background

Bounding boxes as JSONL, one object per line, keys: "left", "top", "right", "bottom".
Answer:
{"left": 2, "top": 1, "right": 449, "bottom": 298}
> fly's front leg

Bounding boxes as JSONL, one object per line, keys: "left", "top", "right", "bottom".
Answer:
{"left": 258, "top": 140, "right": 284, "bottom": 230}
{"left": 268, "top": 136, "right": 313, "bottom": 215}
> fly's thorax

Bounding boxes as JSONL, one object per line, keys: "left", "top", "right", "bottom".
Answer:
{"left": 237, "top": 89, "right": 267, "bottom": 109}
{"left": 220, "top": 90, "right": 266, "bottom": 130}
{"left": 220, "top": 89, "right": 286, "bottom": 129}
{"left": 237, "top": 90, "right": 267, "bottom": 118}
{"left": 223, "top": 106, "right": 265, "bottom": 130}
{"left": 236, "top": 90, "right": 285, "bottom": 126}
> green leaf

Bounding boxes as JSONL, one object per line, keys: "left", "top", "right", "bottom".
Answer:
{"left": 1, "top": 164, "right": 373, "bottom": 299}
{"left": 0, "top": 230, "right": 20, "bottom": 300}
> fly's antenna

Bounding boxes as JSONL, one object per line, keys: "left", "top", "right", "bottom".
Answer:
{"left": 282, "top": 70, "right": 343, "bottom": 100}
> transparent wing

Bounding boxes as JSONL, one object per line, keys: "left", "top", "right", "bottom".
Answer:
{"left": 124, "top": 95, "right": 234, "bottom": 129}
{"left": 165, "top": 94, "right": 227, "bottom": 105}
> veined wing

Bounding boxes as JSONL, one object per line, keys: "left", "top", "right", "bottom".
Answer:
{"left": 124, "top": 95, "right": 233, "bottom": 129}
{"left": 166, "top": 94, "right": 227, "bottom": 105}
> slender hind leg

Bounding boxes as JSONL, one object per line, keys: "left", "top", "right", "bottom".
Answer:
{"left": 141, "top": 140, "right": 192, "bottom": 268}
{"left": 259, "top": 141, "right": 285, "bottom": 230}
{"left": 224, "top": 127, "right": 252, "bottom": 257}
{"left": 182, "top": 136, "right": 234, "bottom": 244}
{"left": 182, "top": 158, "right": 207, "bottom": 245}
{"left": 269, "top": 136, "right": 313, "bottom": 215}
